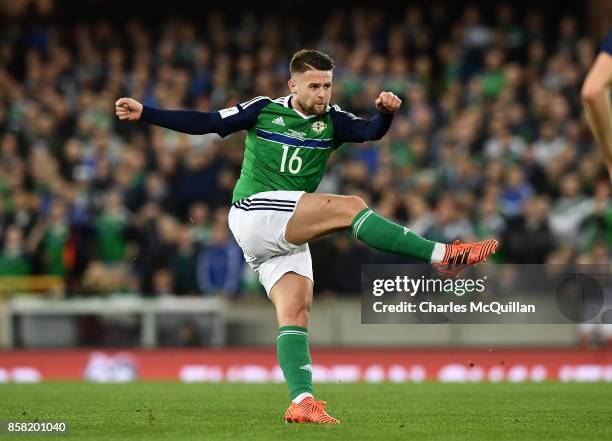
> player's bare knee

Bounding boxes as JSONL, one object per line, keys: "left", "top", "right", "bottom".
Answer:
{"left": 342, "top": 195, "right": 367, "bottom": 225}
{"left": 281, "top": 304, "right": 310, "bottom": 324}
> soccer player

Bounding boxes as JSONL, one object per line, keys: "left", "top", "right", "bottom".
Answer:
{"left": 116, "top": 49, "right": 498, "bottom": 424}
{"left": 582, "top": 28, "right": 612, "bottom": 184}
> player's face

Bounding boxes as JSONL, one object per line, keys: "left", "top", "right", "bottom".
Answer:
{"left": 289, "top": 69, "right": 333, "bottom": 116}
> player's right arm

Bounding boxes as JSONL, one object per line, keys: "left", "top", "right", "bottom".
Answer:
{"left": 329, "top": 91, "right": 401, "bottom": 148}
{"left": 581, "top": 30, "right": 612, "bottom": 170}
{"left": 114, "top": 96, "right": 269, "bottom": 137}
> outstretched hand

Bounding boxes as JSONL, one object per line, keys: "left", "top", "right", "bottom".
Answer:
{"left": 375, "top": 91, "right": 402, "bottom": 114}
{"left": 115, "top": 97, "right": 143, "bottom": 121}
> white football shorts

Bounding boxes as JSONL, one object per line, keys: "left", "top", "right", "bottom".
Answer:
{"left": 227, "top": 190, "right": 313, "bottom": 295}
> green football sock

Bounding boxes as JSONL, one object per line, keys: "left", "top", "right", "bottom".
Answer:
{"left": 277, "top": 326, "right": 313, "bottom": 400}
{"left": 350, "top": 208, "right": 437, "bottom": 263}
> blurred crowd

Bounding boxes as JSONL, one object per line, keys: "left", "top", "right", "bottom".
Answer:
{"left": 0, "top": 2, "right": 610, "bottom": 297}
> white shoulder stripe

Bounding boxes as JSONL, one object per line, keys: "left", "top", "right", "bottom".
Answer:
{"left": 240, "top": 96, "right": 261, "bottom": 107}
{"left": 331, "top": 104, "right": 358, "bottom": 119}
{"left": 270, "top": 95, "right": 291, "bottom": 108}
{"left": 240, "top": 96, "right": 271, "bottom": 109}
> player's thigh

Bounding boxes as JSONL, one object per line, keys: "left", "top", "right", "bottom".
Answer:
{"left": 285, "top": 193, "right": 367, "bottom": 245}
{"left": 269, "top": 271, "right": 313, "bottom": 328}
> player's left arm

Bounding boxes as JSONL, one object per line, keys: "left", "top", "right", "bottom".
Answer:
{"left": 330, "top": 91, "right": 402, "bottom": 147}
{"left": 581, "top": 31, "right": 612, "bottom": 167}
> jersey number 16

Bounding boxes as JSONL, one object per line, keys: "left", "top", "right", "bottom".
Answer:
{"left": 280, "top": 145, "right": 302, "bottom": 174}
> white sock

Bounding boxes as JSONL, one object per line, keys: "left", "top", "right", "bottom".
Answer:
{"left": 292, "top": 392, "right": 313, "bottom": 404}
{"left": 430, "top": 243, "right": 447, "bottom": 263}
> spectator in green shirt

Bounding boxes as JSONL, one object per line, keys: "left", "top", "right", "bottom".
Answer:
{"left": 27, "top": 200, "right": 70, "bottom": 276}
{"left": 95, "top": 190, "right": 130, "bottom": 263}
{"left": 0, "top": 226, "right": 31, "bottom": 276}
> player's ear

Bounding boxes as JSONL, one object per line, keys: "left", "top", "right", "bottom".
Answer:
{"left": 288, "top": 77, "right": 297, "bottom": 94}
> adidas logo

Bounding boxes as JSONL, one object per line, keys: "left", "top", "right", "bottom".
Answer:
{"left": 272, "top": 116, "right": 285, "bottom": 126}
{"left": 299, "top": 364, "right": 313, "bottom": 372}
{"left": 403, "top": 227, "right": 410, "bottom": 235}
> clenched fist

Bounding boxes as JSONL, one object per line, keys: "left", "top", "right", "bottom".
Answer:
{"left": 115, "top": 97, "right": 143, "bottom": 121}
{"left": 375, "top": 91, "right": 402, "bottom": 114}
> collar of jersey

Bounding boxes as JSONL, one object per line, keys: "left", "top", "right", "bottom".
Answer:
{"left": 283, "top": 95, "right": 330, "bottom": 119}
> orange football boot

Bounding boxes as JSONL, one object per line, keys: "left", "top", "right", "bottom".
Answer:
{"left": 433, "top": 239, "right": 499, "bottom": 277}
{"left": 284, "top": 397, "right": 340, "bottom": 424}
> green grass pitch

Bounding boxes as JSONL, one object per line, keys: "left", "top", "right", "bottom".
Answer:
{"left": 1, "top": 383, "right": 610, "bottom": 440}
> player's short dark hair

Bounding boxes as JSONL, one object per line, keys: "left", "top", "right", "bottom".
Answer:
{"left": 290, "top": 49, "right": 335, "bottom": 75}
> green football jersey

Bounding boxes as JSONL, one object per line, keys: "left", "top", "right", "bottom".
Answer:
{"left": 232, "top": 96, "right": 336, "bottom": 202}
